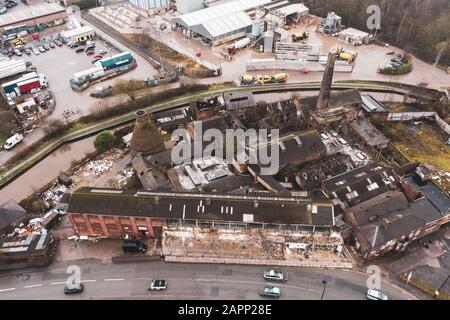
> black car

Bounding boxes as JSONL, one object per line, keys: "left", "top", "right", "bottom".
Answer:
{"left": 122, "top": 239, "right": 147, "bottom": 254}
{"left": 43, "top": 44, "right": 50, "bottom": 51}
{"left": 5, "top": 2, "right": 14, "bottom": 7}
{"left": 75, "top": 47, "right": 85, "bottom": 53}
{"left": 64, "top": 283, "right": 84, "bottom": 295}
{"left": 25, "top": 61, "right": 32, "bottom": 67}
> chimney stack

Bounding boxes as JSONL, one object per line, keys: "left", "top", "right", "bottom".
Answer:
{"left": 316, "top": 52, "right": 336, "bottom": 110}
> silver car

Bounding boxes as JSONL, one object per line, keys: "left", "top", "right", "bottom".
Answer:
{"left": 366, "top": 289, "right": 389, "bottom": 300}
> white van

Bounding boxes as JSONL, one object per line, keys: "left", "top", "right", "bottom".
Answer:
{"left": 337, "top": 138, "right": 348, "bottom": 145}
{"left": 3, "top": 133, "right": 23, "bottom": 150}
{"left": 356, "top": 152, "right": 366, "bottom": 160}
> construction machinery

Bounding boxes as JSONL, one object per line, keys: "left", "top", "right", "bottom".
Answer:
{"left": 332, "top": 47, "right": 357, "bottom": 63}
{"left": 241, "top": 73, "right": 288, "bottom": 85}
{"left": 240, "top": 74, "right": 255, "bottom": 85}
{"left": 292, "top": 31, "right": 309, "bottom": 42}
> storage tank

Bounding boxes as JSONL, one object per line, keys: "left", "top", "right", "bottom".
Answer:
{"left": 252, "top": 18, "right": 261, "bottom": 38}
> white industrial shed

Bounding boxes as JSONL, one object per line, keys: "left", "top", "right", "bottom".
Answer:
{"left": 275, "top": 3, "right": 309, "bottom": 17}
{"left": 172, "top": 0, "right": 273, "bottom": 45}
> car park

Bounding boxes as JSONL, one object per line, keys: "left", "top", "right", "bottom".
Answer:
{"left": 14, "top": 49, "right": 22, "bottom": 56}
{"left": 75, "top": 47, "right": 85, "bottom": 53}
{"left": 263, "top": 269, "right": 288, "bottom": 282}
{"left": 49, "top": 42, "right": 55, "bottom": 49}
{"left": 259, "top": 285, "right": 281, "bottom": 298}
{"left": 64, "top": 283, "right": 84, "bottom": 295}
{"left": 148, "top": 280, "right": 167, "bottom": 291}
{"left": 366, "top": 289, "right": 389, "bottom": 300}
{"left": 92, "top": 57, "right": 102, "bottom": 64}
{"left": 86, "top": 50, "right": 95, "bottom": 56}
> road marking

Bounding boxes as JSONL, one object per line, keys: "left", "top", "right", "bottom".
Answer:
{"left": 51, "top": 281, "right": 66, "bottom": 285}
{"left": 0, "top": 288, "right": 15, "bottom": 292}
{"left": 104, "top": 278, "right": 124, "bottom": 282}
{"left": 24, "top": 284, "right": 42, "bottom": 289}
{"left": 81, "top": 279, "right": 97, "bottom": 283}
{"left": 135, "top": 277, "right": 152, "bottom": 280}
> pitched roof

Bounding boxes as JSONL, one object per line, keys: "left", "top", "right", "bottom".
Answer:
{"left": 0, "top": 200, "right": 27, "bottom": 234}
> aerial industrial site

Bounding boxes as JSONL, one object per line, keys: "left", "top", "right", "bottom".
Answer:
{"left": 0, "top": 0, "right": 449, "bottom": 304}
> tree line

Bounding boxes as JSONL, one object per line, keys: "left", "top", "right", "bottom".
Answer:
{"left": 303, "top": 0, "right": 450, "bottom": 66}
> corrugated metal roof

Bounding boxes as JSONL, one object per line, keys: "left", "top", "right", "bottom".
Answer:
{"left": 275, "top": 3, "right": 309, "bottom": 16}
{"left": 174, "top": 0, "right": 272, "bottom": 27}
{"left": 200, "top": 11, "right": 252, "bottom": 38}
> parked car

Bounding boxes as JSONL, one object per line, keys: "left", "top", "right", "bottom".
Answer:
{"left": 75, "top": 47, "right": 85, "bottom": 53}
{"left": 64, "top": 283, "right": 84, "bottom": 295}
{"left": 54, "top": 39, "right": 62, "bottom": 46}
{"left": 24, "top": 48, "right": 31, "bottom": 55}
{"left": 148, "top": 280, "right": 167, "bottom": 291}
{"left": 263, "top": 269, "right": 288, "bottom": 282}
{"left": 329, "top": 130, "right": 338, "bottom": 137}
{"left": 32, "top": 47, "right": 40, "bottom": 55}
{"left": 25, "top": 61, "right": 32, "bottom": 67}
{"left": 49, "top": 42, "right": 55, "bottom": 48}
{"left": 366, "top": 289, "right": 389, "bottom": 300}
{"left": 84, "top": 44, "right": 95, "bottom": 52}
{"left": 5, "top": 2, "right": 14, "bottom": 8}
{"left": 14, "top": 49, "right": 22, "bottom": 56}
{"left": 43, "top": 44, "right": 50, "bottom": 51}
{"left": 92, "top": 57, "right": 102, "bottom": 64}
{"left": 86, "top": 50, "right": 95, "bottom": 56}
{"left": 68, "top": 42, "right": 79, "bottom": 48}
{"left": 356, "top": 152, "right": 366, "bottom": 160}
{"left": 93, "top": 54, "right": 103, "bottom": 59}
{"left": 122, "top": 239, "right": 147, "bottom": 254}
{"left": 38, "top": 46, "right": 45, "bottom": 53}
{"left": 258, "top": 285, "right": 281, "bottom": 298}
{"left": 99, "top": 49, "right": 108, "bottom": 55}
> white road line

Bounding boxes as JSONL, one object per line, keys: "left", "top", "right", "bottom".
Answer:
{"left": 0, "top": 288, "right": 15, "bottom": 292}
{"left": 24, "top": 284, "right": 42, "bottom": 289}
{"left": 135, "top": 277, "right": 152, "bottom": 280}
{"left": 50, "top": 281, "right": 66, "bottom": 285}
{"left": 104, "top": 278, "right": 124, "bottom": 282}
{"left": 81, "top": 279, "right": 97, "bottom": 283}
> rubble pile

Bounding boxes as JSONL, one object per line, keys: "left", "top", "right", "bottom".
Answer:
{"left": 115, "top": 168, "right": 135, "bottom": 188}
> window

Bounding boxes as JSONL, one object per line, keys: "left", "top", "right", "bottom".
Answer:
{"left": 106, "top": 223, "right": 118, "bottom": 231}
{"left": 367, "top": 182, "right": 379, "bottom": 191}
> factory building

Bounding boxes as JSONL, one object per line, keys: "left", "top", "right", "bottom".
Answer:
{"left": 66, "top": 187, "right": 336, "bottom": 239}
{"left": 130, "top": 0, "right": 170, "bottom": 10}
{"left": 172, "top": 0, "right": 273, "bottom": 46}
{"left": 176, "top": 0, "right": 205, "bottom": 14}
{"left": 0, "top": 3, "right": 66, "bottom": 29}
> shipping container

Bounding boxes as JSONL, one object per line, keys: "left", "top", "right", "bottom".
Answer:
{"left": 2, "top": 72, "right": 37, "bottom": 93}
{"left": 99, "top": 52, "right": 132, "bottom": 70}
{"left": 0, "top": 59, "right": 27, "bottom": 80}
{"left": 17, "top": 78, "right": 41, "bottom": 93}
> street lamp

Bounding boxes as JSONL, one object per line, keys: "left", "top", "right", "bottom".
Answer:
{"left": 434, "top": 273, "right": 450, "bottom": 298}
{"left": 321, "top": 280, "right": 327, "bottom": 300}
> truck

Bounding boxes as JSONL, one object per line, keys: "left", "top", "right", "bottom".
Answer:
{"left": 239, "top": 74, "right": 255, "bottom": 85}
{"left": 17, "top": 77, "right": 41, "bottom": 93}
{"left": 292, "top": 31, "right": 309, "bottom": 42}
{"left": 3, "top": 133, "right": 23, "bottom": 150}
{"left": 96, "top": 52, "right": 132, "bottom": 70}
{"left": 228, "top": 37, "right": 251, "bottom": 55}
{"left": 271, "top": 73, "right": 288, "bottom": 83}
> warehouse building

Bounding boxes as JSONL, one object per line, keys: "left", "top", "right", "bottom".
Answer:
{"left": 338, "top": 27, "right": 370, "bottom": 46}
{"left": 60, "top": 25, "right": 95, "bottom": 43}
{"left": 0, "top": 3, "right": 66, "bottom": 29}
{"left": 172, "top": 0, "right": 273, "bottom": 46}
{"left": 130, "top": 0, "right": 170, "bottom": 10}
{"left": 66, "top": 187, "right": 336, "bottom": 238}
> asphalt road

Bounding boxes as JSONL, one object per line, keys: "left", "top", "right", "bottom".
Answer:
{"left": 0, "top": 260, "right": 416, "bottom": 300}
